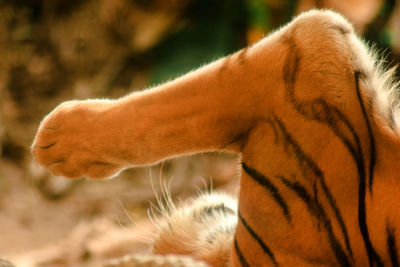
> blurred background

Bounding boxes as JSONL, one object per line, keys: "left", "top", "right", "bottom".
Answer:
{"left": 0, "top": 0, "right": 399, "bottom": 266}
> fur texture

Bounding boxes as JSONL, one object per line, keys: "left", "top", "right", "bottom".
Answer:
{"left": 151, "top": 192, "right": 237, "bottom": 266}
{"left": 32, "top": 9, "right": 400, "bottom": 266}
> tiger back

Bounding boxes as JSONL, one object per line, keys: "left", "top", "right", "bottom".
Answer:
{"left": 235, "top": 11, "right": 396, "bottom": 266}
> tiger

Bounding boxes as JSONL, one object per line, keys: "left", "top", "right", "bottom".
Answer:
{"left": 31, "top": 9, "right": 400, "bottom": 267}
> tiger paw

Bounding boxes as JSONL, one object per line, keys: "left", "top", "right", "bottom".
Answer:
{"left": 32, "top": 100, "right": 123, "bottom": 179}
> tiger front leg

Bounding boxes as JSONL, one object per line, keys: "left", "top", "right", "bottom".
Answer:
{"left": 31, "top": 42, "right": 279, "bottom": 179}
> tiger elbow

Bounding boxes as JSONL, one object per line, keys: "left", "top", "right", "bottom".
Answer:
{"left": 288, "top": 9, "right": 354, "bottom": 45}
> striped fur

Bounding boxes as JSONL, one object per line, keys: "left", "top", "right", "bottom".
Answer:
{"left": 32, "top": 10, "right": 400, "bottom": 266}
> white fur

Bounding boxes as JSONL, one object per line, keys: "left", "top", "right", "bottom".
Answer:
{"left": 151, "top": 192, "right": 237, "bottom": 265}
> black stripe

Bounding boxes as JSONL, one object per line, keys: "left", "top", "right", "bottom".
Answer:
{"left": 276, "top": 175, "right": 351, "bottom": 267}
{"left": 238, "top": 47, "right": 248, "bottom": 65}
{"left": 386, "top": 224, "right": 399, "bottom": 267}
{"left": 219, "top": 54, "right": 232, "bottom": 74}
{"left": 282, "top": 38, "right": 354, "bottom": 260}
{"left": 354, "top": 71, "right": 376, "bottom": 193}
{"left": 234, "top": 238, "right": 250, "bottom": 267}
{"left": 242, "top": 162, "right": 291, "bottom": 221}
{"left": 274, "top": 116, "right": 353, "bottom": 264}
{"left": 352, "top": 72, "right": 382, "bottom": 266}
{"left": 238, "top": 212, "right": 279, "bottom": 266}
{"left": 265, "top": 118, "right": 280, "bottom": 144}
{"left": 282, "top": 37, "right": 384, "bottom": 265}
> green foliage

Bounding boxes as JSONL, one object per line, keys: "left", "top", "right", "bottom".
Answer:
{"left": 150, "top": 23, "right": 236, "bottom": 84}
{"left": 150, "top": 0, "right": 247, "bottom": 84}
{"left": 364, "top": 0, "right": 396, "bottom": 50}
{"left": 378, "top": 29, "right": 392, "bottom": 48}
{"left": 247, "top": 0, "right": 270, "bottom": 31}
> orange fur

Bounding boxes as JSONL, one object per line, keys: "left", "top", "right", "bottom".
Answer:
{"left": 32, "top": 10, "right": 400, "bottom": 266}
